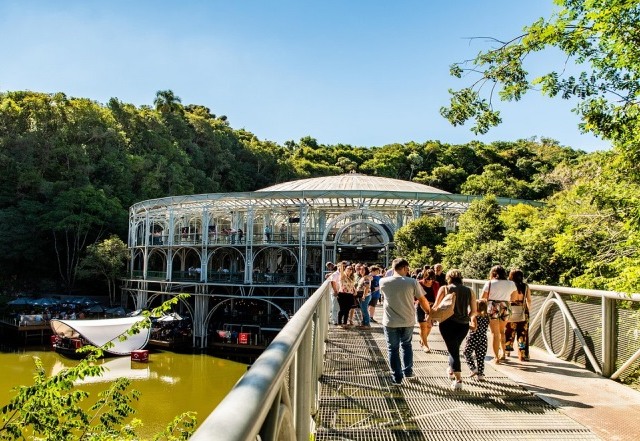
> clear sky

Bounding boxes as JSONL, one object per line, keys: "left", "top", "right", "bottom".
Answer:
{"left": 0, "top": 0, "right": 611, "bottom": 152}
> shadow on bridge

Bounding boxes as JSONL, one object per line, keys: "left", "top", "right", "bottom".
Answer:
{"left": 315, "top": 318, "right": 640, "bottom": 441}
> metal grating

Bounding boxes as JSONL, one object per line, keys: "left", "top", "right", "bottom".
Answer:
{"left": 315, "top": 322, "right": 601, "bottom": 440}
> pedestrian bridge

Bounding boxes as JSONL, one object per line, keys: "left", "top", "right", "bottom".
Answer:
{"left": 191, "top": 280, "right": 640, "bottom": 440}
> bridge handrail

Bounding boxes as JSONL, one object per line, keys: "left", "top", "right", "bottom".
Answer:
{"left": 192, "top": 278, "right": 640, "bottom": 440}
{"left": 190, "top": 280, "right": 331, "bottom": 441}
{"left": 465, "top": 278, "right": 640, "bottom": 302}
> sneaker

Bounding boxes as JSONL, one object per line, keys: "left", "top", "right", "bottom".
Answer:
{"left": 469, "top": 369, "right": 478, "bottom": 378}
{"left": 451, "top": 380, "right": 462, "bottom": 390}
{"left": 370, "top": 318, "right": 377, "bottom": 323}
{"left": 422, "top": 345, "right": 431, "bottom": 353}
{"left": 476, "top": 374, "right": 485, "bottom": 381}
{"left": 390, "top": 377, "right": 402, "bottom": 386}
{"left": 404, "top": 371, "right": 415, "bottom": 378}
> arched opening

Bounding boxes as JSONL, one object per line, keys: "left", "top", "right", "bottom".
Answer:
{"left": 207, "top": 248, "right": 245, "bottom": 282}
{"left": 146, "top": 249, "right": 167, "bottom": 279}
{"left": 335, "top": 220, "right": 390, "bottom": 265}
{"left": 253, "top": 247, "right": 299, "bottom": 284}
{"left": 171, "top": 248, "right": 202, "bottom": 281}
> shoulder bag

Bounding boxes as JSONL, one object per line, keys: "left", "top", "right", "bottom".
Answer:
{"left": 484, "top": 280, "right": 499, "bottom": 316}
{"left": 509, "top": 288, "right": 527, "bottom": 322}
{"left": 429, "top": 286, "right": 456, "bottom": 323}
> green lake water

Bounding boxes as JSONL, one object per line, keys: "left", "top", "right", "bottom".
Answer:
{"left": 0, "top": 345, "right": 247, "bottom": 439}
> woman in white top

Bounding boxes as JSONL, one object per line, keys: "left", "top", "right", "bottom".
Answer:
{"left": 482, "top": 265, "right": 517, "bottom": 364}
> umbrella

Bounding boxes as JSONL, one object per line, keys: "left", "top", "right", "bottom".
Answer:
{"left": 105, "top": 306, "right": 126, "bottom": 316}
{"left": 32, "top": 297, "right": 60, "bottom": 307}
{"left": 85, "top": 304, "right": 106, "bottom": 313}
{"left": 7, "top": 297, "right": 35, "bottom": 306}
{"left": 71, "top": 297, "right": 99, "bottom": 306}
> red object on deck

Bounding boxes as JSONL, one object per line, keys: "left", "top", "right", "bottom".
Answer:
{"left": 72, "top": 338, "right": 83, "bottom": 349}
{"left": 238, "top": 333, "right": 250, "bottom": 345}
{"left": 131, "top": 349, "right": 149, "bottom": 362}
{"left": 50, "top": 335, "right": 59, "bottom": 347}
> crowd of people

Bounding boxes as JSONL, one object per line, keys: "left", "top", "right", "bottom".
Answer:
{"left": 325, "top": 259, "right": 533, "bottom": 390}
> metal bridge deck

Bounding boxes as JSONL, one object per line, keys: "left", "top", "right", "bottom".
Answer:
{"left": 315, "top": 320, "right": 606, "bottom": 441}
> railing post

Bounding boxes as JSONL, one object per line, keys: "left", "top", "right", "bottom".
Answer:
{"left": 602, "top": 297, "right": 616, "bottom": 377}
{"left": 295, "top": 323, "right": 312, "bottom": 441}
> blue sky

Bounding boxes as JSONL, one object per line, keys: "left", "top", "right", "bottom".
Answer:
{"left": 0, "top": 0, "right": 611, "bottom": 152}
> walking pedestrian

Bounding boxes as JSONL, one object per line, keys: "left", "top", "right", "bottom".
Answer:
{"left": 380, "top": 258, "right": 431, "bottom": 385}
{"left": 482, "top": 265, "right": 518, "bottom": 364}
{"left": 436, "top": 268, "right": 476, "bottom": 390}
{"left": 464, "top": 299, "right": 489, "bottom": 381}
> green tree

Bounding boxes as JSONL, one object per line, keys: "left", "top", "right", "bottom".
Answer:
{"left": 43, "top": 186, "right": 125, "bottom": 292}
{"left": 439, "top": 196, "right": 505, "bottom": 278}
{"left": 407, "top": 152, "right": 423, "bottom": 180}
{"left": 414, "top": 164, "right": 468, "bottom": 193}
{"left": 441, "top": 0, "right": 636, "bottom": 157}
{"left": 460, "top": 163, "right": 530, "bottom": 198}
{"left": 336, "top": 156, "right": 357, "bottom": 173}
{"left": 154, "top": 90, "right": 182, "bottom": 114}
{"left": 394, "top": 216, "right": 447, "bottom": 267}
{"left": 78, "top": 235, "right": 130, "bottom": 305}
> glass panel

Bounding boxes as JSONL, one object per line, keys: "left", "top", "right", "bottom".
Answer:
{"left": 337, "top": 223, "right": 384, "bottom": 245}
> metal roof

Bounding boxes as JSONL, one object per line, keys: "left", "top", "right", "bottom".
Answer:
{"left": 258, "top": 174, "right": 450, "bottom": 194}
{"left": 129, "top": 174, "right": 543, "bottom": 215}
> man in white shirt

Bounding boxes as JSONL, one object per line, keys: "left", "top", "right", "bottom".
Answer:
{"left": 380, "top": 258, "right": 430, "bottom": 385}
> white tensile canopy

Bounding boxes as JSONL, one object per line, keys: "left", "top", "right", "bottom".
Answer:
{"left": 50, "top": 316, "right": 150, "bottom": 355}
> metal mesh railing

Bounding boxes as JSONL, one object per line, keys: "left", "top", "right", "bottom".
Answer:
{"left": 466, "top": 279, "right": 640, "bottom": 380}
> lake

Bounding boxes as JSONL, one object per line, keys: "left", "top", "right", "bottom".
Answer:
{"left": 0, "top": 345, "right": 247, "bottom": 439}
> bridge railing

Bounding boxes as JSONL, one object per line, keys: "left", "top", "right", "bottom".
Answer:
{"left": 192, "top": 278, "right": 640, "bottom": 440}
{"left": 465, "top": 279, "right": 640, "bottom": 379}
{"left": 190, "top": 280, "right": 331, "bottom": 441}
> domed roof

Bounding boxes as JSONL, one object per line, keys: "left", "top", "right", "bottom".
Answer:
{"left": 257, "top": 173, "right": 450, "bottom": 194}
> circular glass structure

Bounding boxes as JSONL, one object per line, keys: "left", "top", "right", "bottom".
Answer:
{"left": 125, "top": 173, "right": 540, "bottom": 348}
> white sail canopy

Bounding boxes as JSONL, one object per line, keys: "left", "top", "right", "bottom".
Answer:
{"left": 50, "top": 316, "right": 150, "bottom": 355}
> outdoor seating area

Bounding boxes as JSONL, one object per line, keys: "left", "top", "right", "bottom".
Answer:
{"left": 3, "top": 296, "right": 126, "bottom": 326}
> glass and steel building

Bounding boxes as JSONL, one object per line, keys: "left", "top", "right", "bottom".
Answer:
{"left": 123, "top": 173, "right": 539, "bottom": 347}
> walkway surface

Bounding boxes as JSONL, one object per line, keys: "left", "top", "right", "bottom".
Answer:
{"left": 314, "top": 317, "right": 640, "bottom": 441}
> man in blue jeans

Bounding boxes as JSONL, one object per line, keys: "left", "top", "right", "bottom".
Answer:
{"left": 380, "top": 258, "right": 431, "bottom": 385}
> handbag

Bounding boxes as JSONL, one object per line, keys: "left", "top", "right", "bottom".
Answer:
{"left": 509, "top": 304, "right": 525, "bottom": 322}
{"left": 429, "top": 286, "right": 456, "bottom": 323}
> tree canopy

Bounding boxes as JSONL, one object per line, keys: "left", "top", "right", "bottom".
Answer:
{"left": 441, "top": 0, "right": 637, "bottom": 158}
{"left": 0, "top": 89, "right": 583, "bottom": 293}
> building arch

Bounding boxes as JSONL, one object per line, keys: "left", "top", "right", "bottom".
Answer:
{"left": 253, "top": 246, "right": 299, "bottom": 275}
{"left": 204, "top": 297, "right": 290, "bottom": 329}
{"left": 323, "top": 209, "right": 395, "bottom": 242}
{"left": 171, "top": 248, "right": 202, "bottom": 281}
{"left": 207, "top": 247, "right": 246, "bottom": 273}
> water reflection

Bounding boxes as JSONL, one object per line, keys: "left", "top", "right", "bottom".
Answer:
{"left": 50, "top": 357, "right": 155, "bottom": 383}
{"left": 0, "top": 346, "right": 247, "bottom": 439}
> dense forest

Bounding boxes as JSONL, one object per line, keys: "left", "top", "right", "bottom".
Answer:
{"left": 2, "top": 88, "right": 637, "bottom": 295}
